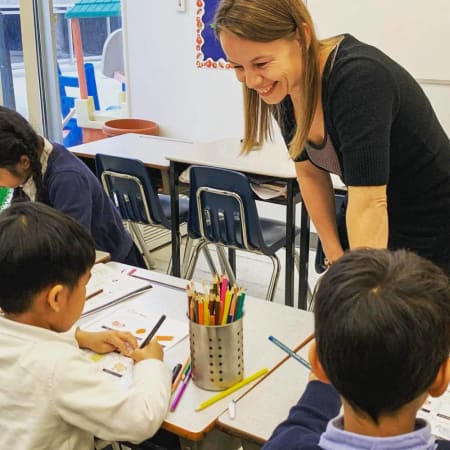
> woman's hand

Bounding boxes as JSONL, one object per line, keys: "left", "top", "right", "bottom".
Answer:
{"left": 76, "top": 328, "right": 138, "bottom": 355}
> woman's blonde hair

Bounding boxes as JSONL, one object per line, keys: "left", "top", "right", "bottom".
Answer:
{"left": 215, "top": 0, "right": 327, "bottom": 159}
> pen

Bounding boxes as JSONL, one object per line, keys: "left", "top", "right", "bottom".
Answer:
{"left": 181, "top": 361, "right": 191, "bottom": 380}
{"left": 195, "top": 368, "right": 268, "bottom": 411}
{"left": 139, "top": 314, "right": 166, "bottom": 348}
{"left": 268, "top": 335, "right": 312, "bottom": 370}
{"left": 86, "top": 288, "right": 104, "bottom": 300}
{"left": 170, "top": 368, "right": 192, "bottom": 412}
{"left": 171, "top": 363, "right": 182, "bottom": 384}
{"left": 172, "top": 356, "right": 190, "bottom": 393}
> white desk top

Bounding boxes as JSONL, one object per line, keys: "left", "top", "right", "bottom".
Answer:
{"left": 216, "top": 354, "right": 311, "bottom": 444}
{"left": 167, "top": 137, "right": 297, "bottom": 180}
{"left": 81, "top": 263, "right": 314, "bottom": 441}
{"left": 70, "top": 132, "right": 345, "bottom": 189}
{"left": 70, "top": 133, "right": 195, "bottom": 170}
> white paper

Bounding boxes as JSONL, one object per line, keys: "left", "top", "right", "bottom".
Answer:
{"left": 83, "top": 264, "right": 152, "bottom": 317}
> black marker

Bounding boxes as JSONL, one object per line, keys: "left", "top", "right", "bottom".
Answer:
{"left": 140, "top": 314, "right": 166, "bottom": 348}
{"left": 171, "top": 363, "right": 183, "bottom": 383}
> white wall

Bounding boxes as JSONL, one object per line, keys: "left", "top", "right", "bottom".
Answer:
{"left": 307, "top": 0, "right": 450, "bottom": 135}
{"left": 123, "top": 0, "right": 450, "bottom": 141}
{"left": 122, "top": 0, "right": 244, "bottom": 141}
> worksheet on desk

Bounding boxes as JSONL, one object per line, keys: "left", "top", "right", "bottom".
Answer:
{"left": 81, "top": 307, "right": 188, "bottom": 388}
{"left": 83, "top": 264, "right": 152, "bottom": 316}
{"left": 418, "top": 387, "right": 450, "bottom": 439}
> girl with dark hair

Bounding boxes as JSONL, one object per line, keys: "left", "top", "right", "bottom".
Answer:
{"left": 0, "top": 106, "right": 145, "bottom": 267}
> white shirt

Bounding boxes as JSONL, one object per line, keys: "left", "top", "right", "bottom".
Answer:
{"left": 0, "top": 316, "right": 172, "bottom": 450}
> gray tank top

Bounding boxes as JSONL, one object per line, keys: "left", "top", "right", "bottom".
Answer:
{"left": 305, "top": 39, "right": 343, "bottom": 177}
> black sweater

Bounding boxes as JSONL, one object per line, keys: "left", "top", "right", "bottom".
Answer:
{"left": 279, "top": 35, "right": 450, "bottom": 268}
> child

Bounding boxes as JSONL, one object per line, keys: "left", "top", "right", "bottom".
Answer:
{"left": 0, "top": 106, "right": 145, "bottom": 267}
{"left": 263, "top": 248, "right": 450, "bottom": 450}
{"left": 0, "top": 202, "right": 172, "bottom": 449}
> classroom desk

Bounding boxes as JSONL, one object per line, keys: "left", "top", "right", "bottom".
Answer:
{"left": 216, "top": 355, "right": 310, "bottom": 447}
{"left": 69, "top": 133, "right": 195, "bottom": 194}
{"left": 70, "top": 133, "right": 311, "bottom": 309}
{"left": 167, "top": 138, "right": 311, "bottom": 309}
{"left": 85, "top": 262, "right": 315, "bottom": 447}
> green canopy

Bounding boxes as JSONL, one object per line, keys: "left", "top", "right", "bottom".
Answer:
{"left": 65, "top": 0, "right": 121, "bottom": 19}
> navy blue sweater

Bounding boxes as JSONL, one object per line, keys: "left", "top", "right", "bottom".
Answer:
{"left": 42, "top": 143, "right": 133, "bottom": 262}
{"left": 262, "top": 381, "right": 340, "bottom": 450}
{"left": 262, "top": 381, "right": 450, "bottom": 450}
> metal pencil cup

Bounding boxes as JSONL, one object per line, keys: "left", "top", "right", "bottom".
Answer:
{"left": 189, "top": 317, "right": 244, "bottom": 391}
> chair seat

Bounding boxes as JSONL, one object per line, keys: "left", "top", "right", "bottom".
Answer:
{"left": 259, "top": 217, "right": 300, "bottom": 254}
{"left": 159, "top": 194, "right": 189, "bottom": 223}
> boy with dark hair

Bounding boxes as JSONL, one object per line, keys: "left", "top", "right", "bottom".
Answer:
{"left": 263, "top": 248, "right": 450, "bottom": 450}
{"left": 0, "top": 202, "right": 171, "bottom": 450}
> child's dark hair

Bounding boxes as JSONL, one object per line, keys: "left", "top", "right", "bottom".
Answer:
{"left": 0, "top": 202, "right": 95, "bottom": 314}
{"left": 314, "top": 248, "right": 450, "bottom": 423}
{"left": 0, "top": 106, "right": 45, "bottom": 200}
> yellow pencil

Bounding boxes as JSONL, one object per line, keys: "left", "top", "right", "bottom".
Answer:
{"left": 194, "top": 368, "right": 268, "bottom": 411}
{"left": 221, "top": 290, "right": 232, "bottom": 325}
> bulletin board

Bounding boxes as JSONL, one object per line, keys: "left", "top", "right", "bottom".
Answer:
{"left": 195, "top": 0, "right": 231, "bottom": 69}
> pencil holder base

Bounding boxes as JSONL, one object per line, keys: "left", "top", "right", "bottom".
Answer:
{"left": 189, "top": 317, "right": 244, "bottom": 391}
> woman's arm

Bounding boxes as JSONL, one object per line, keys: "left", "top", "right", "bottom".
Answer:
{"left": 346, "top": 185, "right": 388, "bottom": 249}
{"left": 295, "top": 160, "right": 344, "bottom": 264}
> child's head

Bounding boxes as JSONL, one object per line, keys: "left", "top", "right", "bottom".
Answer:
{"left": 311, "top": 248, "right": 450, "bottom": 423}
{"left": 0, "top": 202, "right": 95, "bottom": 328}
{"left": 0, "top": 106, "right": 44, "bottom": 197}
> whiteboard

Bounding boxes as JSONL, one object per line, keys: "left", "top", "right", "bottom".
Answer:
{"left": 307, "top": 0, "right": 450, "bottom": 81}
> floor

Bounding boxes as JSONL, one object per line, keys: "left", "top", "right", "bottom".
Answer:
{"left": 147, "top": 233, "right": 321, "bottom": 310}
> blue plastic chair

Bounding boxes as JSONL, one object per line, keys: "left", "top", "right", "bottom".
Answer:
{"left": 184, "top": 165, "right": 301, "bottom": 302}
{"left": 95, "top": 153, "right": 189, "bottom": 270}
{"left": 58, "top": 62, "right": 100, "bottom": 147}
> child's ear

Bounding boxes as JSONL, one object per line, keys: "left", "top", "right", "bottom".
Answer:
{"left": 18, "top": 154, "right": 31, "bottom": 170}
{"left": 429, "top": 358, "right": 450, "bottom": 398}
{"left": 308, "top": 341, "right": 330, "bottom": 383}
{"left": 47, "top": 284, "right": 65, "bottom": 313}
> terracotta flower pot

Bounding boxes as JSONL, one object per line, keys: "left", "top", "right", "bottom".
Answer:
{"left": 102, "top": 118, "right": 160, "bottom": 137}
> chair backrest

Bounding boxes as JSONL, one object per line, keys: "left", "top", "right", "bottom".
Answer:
{"left": 95, "top": 153, "right": 169, "bottom": 228}
{"left": 188, "top": 165, "right": 265, "bottom": 250}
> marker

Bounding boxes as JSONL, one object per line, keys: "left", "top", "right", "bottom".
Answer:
{"left": 181, "top": 361, "right": 191, "bottom": 380}
{"left": 268, "top": 335, "right": 312, "bottom": 370}
{"left": 139, "top": 315, "right": 166, "bottom": 348}
{"left": 171, "top": 363, "right": 182, "bottom": 384}
{"left": 170, "top": 368, "right": 192, "bottom": 411}
{"left": 172, "top": 356, "right": 190, "bottom": 393}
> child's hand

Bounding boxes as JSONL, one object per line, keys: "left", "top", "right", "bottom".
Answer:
{"left": 76, "top": 329, "right": 138, "bottom": 355}
{"left": 130, "top": 339, "right": 164, "bottom": 363}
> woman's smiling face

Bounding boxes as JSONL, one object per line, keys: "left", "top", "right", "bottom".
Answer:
{"left": 220, "top": 30, "right": 303, "bottom": 104}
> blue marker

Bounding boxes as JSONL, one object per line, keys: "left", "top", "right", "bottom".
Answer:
{"left": 268, "top": 335, "right": 312, "bottom": 370}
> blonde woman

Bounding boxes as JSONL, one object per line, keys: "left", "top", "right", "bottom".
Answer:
{"left": 215, "top": 0, "right": 450, "bottom": 275}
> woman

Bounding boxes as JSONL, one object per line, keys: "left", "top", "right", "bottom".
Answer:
{"left": 214, "top": 0, "right": 450, "bottom": 274}
{"left": 0, "top": 106, "right": 145, "bottom": 267}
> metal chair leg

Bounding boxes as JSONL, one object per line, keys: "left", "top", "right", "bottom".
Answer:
{"left": 266, "top": 255, "right": 281, "bottom": 302}
{"left": 181, "top": 236, "right": 194, "bottom": 276}
{"left": 216, "top": 245, "right": 237, "bottom": 285}
{"left": 184, "top": 239, "right": 207, "bottom": 279}
{"left": 128, "top": 221, "right": 155, "bottom": 269}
